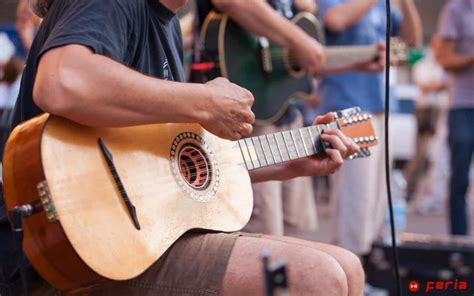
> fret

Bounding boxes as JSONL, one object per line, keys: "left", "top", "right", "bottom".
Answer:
{"left": 259, "top": 135, "right": 274, "bottom": 165}
{"left": 245, "top": 138, "right": 260, "bottom": 168}
{"left": 237, "top": 140, "right": 253, "bottom": 170}
{"left": 307, "top": 126, "right": 319, "bottom": 155}
{"left": 299, "top": 127, "right": 316, "bottom": 156}
{"left": 276, "top": 132, "right": 291, "bottom": 161}
{"left": 298, "top": 128, "right": 310, "bottom": 156}
{"left": 252, "top": 136, "right": 267, "bottom": 167}
{"left": 281, "top": 131, "right": 298, "bottom": 159}
{"left": 272, "top": 133, "right": 284, "bottom": 162}
{"left": 265, "top": 134, "right": 281, "bottom": 164}
{"left": 290, "top": 130, "right": 305, "bottom": 158}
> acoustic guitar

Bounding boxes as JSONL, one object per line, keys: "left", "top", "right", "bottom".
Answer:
{"left": 3, "top": 107, "right": 377, "bottom": 293}
{"left": 200, "top": 12, "right": 380, "bottom": 125}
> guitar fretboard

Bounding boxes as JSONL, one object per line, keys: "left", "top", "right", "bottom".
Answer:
{"left": 238, "top": 122, "right": 338, "bottom": 170}
{"left": 324, "top": 45, "right": 378, "bottom": 66}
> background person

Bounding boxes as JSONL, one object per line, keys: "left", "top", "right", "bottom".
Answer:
{"left": 1, "top": 0, "right": 363, "bottom": 295}
{"left": 317, "top": 0, "right": 422, "bottom": 260}
{"left": 436, "top": 0, "right": 474, "bottom": 236}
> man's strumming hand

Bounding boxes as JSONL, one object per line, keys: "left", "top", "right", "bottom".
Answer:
{"left": 200, "top": 77, "right": 255, "bottom": 141}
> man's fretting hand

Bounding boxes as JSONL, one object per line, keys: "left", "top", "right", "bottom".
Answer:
{"left": 290, "top": 34, "right": 326, "bottom": 76}
{"left": 283, "top": 113, "right": 359, "bottom": 178}
{"left": 201, "top": 77, "right": 255, "bottom": 141}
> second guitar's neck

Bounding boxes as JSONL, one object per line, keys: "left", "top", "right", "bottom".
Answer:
{"left": 324, "top": 45, "right": 378, "bottom": 66}
{"left": 237, "top": 122, "right": 338, "bottom": 171}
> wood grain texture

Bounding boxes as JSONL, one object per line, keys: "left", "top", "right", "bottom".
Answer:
{"left": 40, "top": 116, "right": 253, "bottom": 281}
{"left": 2, "top": 114, "right": 105, "bottom": 294}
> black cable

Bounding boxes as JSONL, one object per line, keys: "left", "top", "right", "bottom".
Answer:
{"left": 11, "top": 206, "right": 33, "bottom": 296}
{"left": 384, "top": 0, "right": 402, "bottom": 295}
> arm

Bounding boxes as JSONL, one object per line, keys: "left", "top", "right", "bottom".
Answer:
{"left": 211, "top": 0, "right": 324, "bottom": 74}
{"left": 212, "top": 0, "right": 308, "bottom": 48}
{"left": 323, "top": 0, "right": 376, "bottom": 33}
{"left": 396, "top": 0, "right": 422, "bottom": 48}
{"left": 249, "top": 113, "right": 359, "bottom": 183}
{"left": 294, "top": 0, "right": 318, "bottom": 14}
{"left": 34, "top": 45, "right": 255, "bottom": 140}
{"left": 435, "top": 39, "right": 474, "bottom": 73}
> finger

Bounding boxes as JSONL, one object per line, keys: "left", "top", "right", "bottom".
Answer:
{"left": 324, "top": 149, "right": 344, "bottom": 168}
{"left": 231, "top": 131, "right": 242, "bottom": 141}
{"left": 241, "top": 110, "right": 255, "bottom": 124}
{"left": 323, "top": 129, "right": 359, "bottom": 156}
{"left": 321, "top": 133, "right": 348, "bottom": 158}
{"left": 244, "top": 89, "right": 255, "bottom": 106}
{"left": 323, "top": 149, "right": 343, "bottom": 174}
{"left": 313, "top": 112, "right": 334, "bottom": 125}
{"left": 239, "top": 123, "right": 253, "bottom": 137}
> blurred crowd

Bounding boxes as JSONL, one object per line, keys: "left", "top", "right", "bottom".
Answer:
{"left": 0, "top": 0, "right": 473, "bottom": 294}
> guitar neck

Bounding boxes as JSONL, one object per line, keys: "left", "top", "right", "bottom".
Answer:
{"left": 237, "top": 122, "right": 338, "bottom": 171}
{"left": 324, "top": 45, "right": 378, "bottom": 66}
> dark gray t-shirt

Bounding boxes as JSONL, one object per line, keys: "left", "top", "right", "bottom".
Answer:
{"left": 12, "top": 0, "right": 185, "bottom": 128}
{"left": 1, "top": 0, "right": 184, "bottom": 289}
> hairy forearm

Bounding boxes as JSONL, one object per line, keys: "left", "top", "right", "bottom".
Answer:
{"left": 398, "top": 0, "right": 422, "bottom": 48}
{"left": 436, "top": 40, "right": 474, "bottom": 73}
{"left": 324, "top": 0, "right": 375, "bottom": 33}
{"left": 211, "top": 0, "right": 309, "bottom": 48}
{"left": 438, "top": 54, "right": 474, "bottom": 73}
{"left": 249, "top": 162, "right": 295, "bottom": 183}
{"left": 34, "top": 45, "right": 209, "bottom": 127}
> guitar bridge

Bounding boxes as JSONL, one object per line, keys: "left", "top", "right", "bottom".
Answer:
{"left": 37, "top": 181, "right": 58, "bottom": 222}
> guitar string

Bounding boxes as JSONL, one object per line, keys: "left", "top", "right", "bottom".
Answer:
{"left": 44, "top": 149, "right": 375, "bottom": 214}
{"left": 45, "top": 120, "right": 362, "bottom": 195}
{"left": 43, "top": 146, "right": 373, "bottom": 214}
{"left": 43, "top": 132, "right": 327, "bottom": 211}
{"left": 49, "top": 125, "right": 329, "bottom": 186}
{"left": 47, "top": 133, "right": 317, "bottom": 210}
{"left": 40, "top": 124, "right": 373, "bottom": 211}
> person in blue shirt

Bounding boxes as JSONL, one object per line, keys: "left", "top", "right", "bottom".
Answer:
{"left": 317, "top": 0, "right": 422, "bottom": 257}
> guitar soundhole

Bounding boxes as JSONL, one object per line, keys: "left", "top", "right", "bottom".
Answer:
{"left": 178, "top": 144, "right": 211, "bottom": 190}
{"left": 170, "top": 132, "right": 220, "bottom": 202}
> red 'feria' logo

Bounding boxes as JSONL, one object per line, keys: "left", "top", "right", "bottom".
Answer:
{"left": 408, "top": 279, "right": 468, "bottom": 293}
{"left": 408, "top": 281, "right": 420, "bottom": 292}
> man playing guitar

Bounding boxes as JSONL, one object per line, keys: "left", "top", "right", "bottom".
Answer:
{"left": 1, "top": 0, "right": 363, "bottom": 295}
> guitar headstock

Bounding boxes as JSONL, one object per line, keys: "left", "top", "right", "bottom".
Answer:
{"left": 332, "top": 107, "right": 378, "bottom": 159}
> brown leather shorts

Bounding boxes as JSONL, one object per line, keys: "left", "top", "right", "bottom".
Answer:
{"left": 32, "top": 232, "right": 254, "bottom": 296}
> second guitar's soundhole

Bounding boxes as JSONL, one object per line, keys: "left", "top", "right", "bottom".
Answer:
{"left": 178, "top": 144, "right": 211, "bottom": 190}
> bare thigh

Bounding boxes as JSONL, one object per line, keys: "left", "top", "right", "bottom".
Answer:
{"left": 221, "top": 235, "right": 349, "bottom": 296}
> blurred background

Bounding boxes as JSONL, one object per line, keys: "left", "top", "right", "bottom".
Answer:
{"left": 0, "top": 0, "right": 473, "bottom": 295}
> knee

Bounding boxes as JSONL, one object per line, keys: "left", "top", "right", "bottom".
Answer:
{"left": 339, "top": 249, "right": 365, "bottom": 291}
{"left": 293, "top": 251, "right": 348, "bottom": 296}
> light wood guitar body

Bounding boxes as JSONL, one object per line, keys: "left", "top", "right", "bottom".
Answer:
{"left": 3, "top": 107, "right": 377, "bottom": 293}
{"left": 3, "top": 115, "right": 253, "bottom": 293}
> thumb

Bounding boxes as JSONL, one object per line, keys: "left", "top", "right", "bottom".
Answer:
{"left": 313, "top": 112, "right": 334, "bottom": 125}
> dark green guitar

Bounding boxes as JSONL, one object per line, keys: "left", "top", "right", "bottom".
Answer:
{"left": 200, "top": 12, "right": 378, "bottom": 125}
